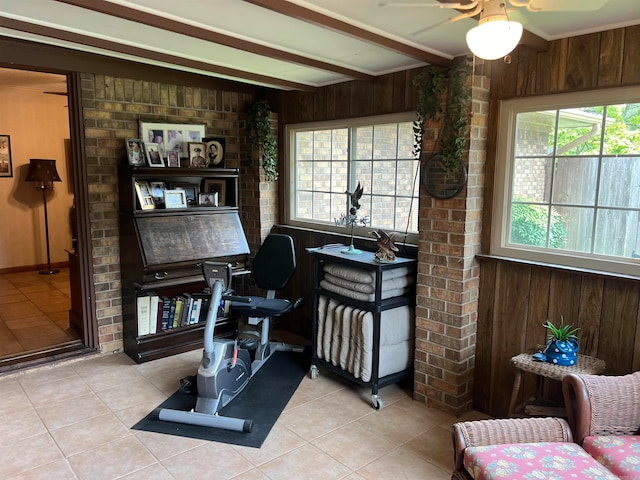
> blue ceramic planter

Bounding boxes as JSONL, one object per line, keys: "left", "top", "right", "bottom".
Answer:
{"left": 542, "top": 338, "right": 580, "bottom": 366}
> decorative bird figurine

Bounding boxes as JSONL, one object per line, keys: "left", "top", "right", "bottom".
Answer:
{"left": 371, "top": 229, "right": 399, "bottom": 262}
{"left": 345, "top": 182, "right": 364, "bottom": 213}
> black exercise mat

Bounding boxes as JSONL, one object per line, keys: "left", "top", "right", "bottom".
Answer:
{"left": 132, "top": 350, "right": 309, "bottom": 448}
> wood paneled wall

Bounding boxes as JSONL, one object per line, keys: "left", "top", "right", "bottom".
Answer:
{"left": 476, "top": 26, "right": 640, "bottom": 417}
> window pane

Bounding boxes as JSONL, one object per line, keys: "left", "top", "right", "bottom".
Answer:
{"left": 331, "top": 161, "right": 348, "bottom": 193}
{"left": 556, "top": 107, "right": 602, "bottom": 156}
{"left": 594, "top": 209, "right": 640, "bottom": 258}
{"left": 396, "top": 196, "right": 418, "bottom": 231}
{"left": 551, "top": 157, "right": 598, "bottom": 206}
{"left": 297, "top": 161, "right": 314, "bottom": 191}
{"left": 599, "top": 156, "right": 640, "bottom": 208}
{"left": 296, "top": 132, "right": 313, "bottom": 160}
{"left": 370, "top": 195, "right": 395, "bottom": 229}
{"left": 332, "top": 129, "right": 348, "bottom": 159}
{"left": 313, "top": 130, "right": 332, "bottom": 160}
{"left": 509, "top": 202, "right": 550, "bottom": 247}
{"left": 603, "top": 104, "right": 640, "bottom": 155}
{"left": 297, "top": 191, "right": 312, "bottom": 219}
{"left": 373, "top": 160, "right": 397, "bottom": 195}
{"left": 513, "top": 157, "right": 551, "bottom": 203}
{"left": 312, "top": 191, "right": 331, "bottom": 221}
{"left": 355, "top": 160, "right": 372, "bottom": 190}
{"left": 355, "top": 126, "right": 372, "bottom": 160}
{"left": 554, "top": 206, "right": 592, "bottom": 253}
{"left": 313, "top": 161, "right": 331, "bottom": 191}
{"left": 373, "top": 124, "right": 398, "bottom": 160}
{"left": 515, "top": 111, "right": 556, "bottom": 157}
{"left": 398, "top": 122, "right": 414, "bottom": 159}
{"left": 397, "top": 160, "right": 418, "bottom": 197}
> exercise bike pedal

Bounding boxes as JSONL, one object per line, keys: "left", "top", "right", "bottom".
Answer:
{"left": 179, "top": 375, "right": 197, "bottom": 395}
{"left": 238, "top": 337, "right": 259, "bottom": 351}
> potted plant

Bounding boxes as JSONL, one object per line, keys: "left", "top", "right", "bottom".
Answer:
{"left": 533, "top": 316, "right": 580, "bottom": 366}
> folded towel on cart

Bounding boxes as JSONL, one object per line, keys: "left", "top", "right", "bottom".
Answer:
{"left": 323, "top": 263, "right": 413, "bottom": 284}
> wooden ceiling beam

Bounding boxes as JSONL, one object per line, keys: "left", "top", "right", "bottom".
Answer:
{"left": 53, "top": 0, "right": 374, "bottom": 81}
{"left": 243, "top": 0, "right": 453, "bottom": 68}
{"left": 0, "top": 17, "right": 317, "bottom": 91}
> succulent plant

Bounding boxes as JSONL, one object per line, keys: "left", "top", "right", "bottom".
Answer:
{"left": 544, "top": 316, "right": 579, "bottom": 342}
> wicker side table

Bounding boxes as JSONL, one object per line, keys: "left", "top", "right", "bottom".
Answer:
{"left": 508, "top": 351, "right": 606, "bottom": 416}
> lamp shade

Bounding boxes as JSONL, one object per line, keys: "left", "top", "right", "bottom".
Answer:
{"left": 25, "top": 159, "right": 61, "bottom": 183}
{"left": 466, "top": 18, "right": 523, "bottom": 60}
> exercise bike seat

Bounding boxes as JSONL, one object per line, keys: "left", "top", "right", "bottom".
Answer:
{"left": 231, "top": 296, "right": 294, "bottom": 317}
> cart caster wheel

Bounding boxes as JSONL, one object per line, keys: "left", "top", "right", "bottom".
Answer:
{"left": 310, "top": 365, "right": 319, "bottom": 380}
{"left": 371, "top": 394, "right": 385, "bottom": 410}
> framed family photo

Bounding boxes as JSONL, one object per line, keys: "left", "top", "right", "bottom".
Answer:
{"left": 144, "top": 143, "right": 164, "bottom": 167}
{"left": 140, "top": 122, "right": 206, "bottom": 159}
{"left": 171, "top": 182, "right": 199, "bottom": 206}
{"left": 125, "top": 138, "right": 145, "bottom": 166}
{"left": 164, "top": 189, "right": 188, "bottom": 209}
{"left": 203, "top": 179, "right": 226, "bottom": 206}
{"left": 0, "top": 134, "right": 12, "bottom": 177}
{"left": 134, "top": 181, "right": 155, "bottom": 210}
{"left": 202, "top": 137, "right": 225, "bottom": 168}
{"left": 188, "top": 142, "right": 206, "bottom": 168}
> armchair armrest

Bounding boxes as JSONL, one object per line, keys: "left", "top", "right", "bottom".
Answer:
{"left": 563, "top": 371, "right": 640, "bottom": 445}
{"left": 452, "top": 417, "right": 573, "bottom": 473}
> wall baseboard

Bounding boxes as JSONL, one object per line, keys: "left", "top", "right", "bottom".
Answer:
{"left": 0, "top": 262, "right": 69, "bottom": 275}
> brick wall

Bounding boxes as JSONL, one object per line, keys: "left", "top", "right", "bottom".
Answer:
{"left": 79, "top": 73, "right": 256, "bottom": 353}
{"left": 414, "top": 73, "right": 489, "bottom": 414}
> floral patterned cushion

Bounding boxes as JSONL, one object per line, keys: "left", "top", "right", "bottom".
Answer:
{"left": 583, "top": 435, "right": 640, "bottom": 479}
{"left": 463, "top": 442, "right": 619, "bottom": 480}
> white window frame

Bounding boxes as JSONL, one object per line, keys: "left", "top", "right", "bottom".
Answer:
{"left": 492, "top": 85, "right": 640, "bottom": 277}
{"left": 284, "top": 112, "right": 420, "bottom": 244}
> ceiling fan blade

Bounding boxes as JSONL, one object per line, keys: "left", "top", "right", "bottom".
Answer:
{"left": 508, "top": 0, "right": 607, "bottom": 11}
{"left": 378, "top": 2, "right": 458, "bottom": 7}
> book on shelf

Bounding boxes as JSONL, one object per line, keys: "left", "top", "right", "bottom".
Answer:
{"left": 136, "top": 294, "right": 151, "bottom": 336}
{"left": 148, "top": 293, "right": 160, "bottom": 334}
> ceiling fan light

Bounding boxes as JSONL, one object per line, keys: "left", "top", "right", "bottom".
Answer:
{"left": 466, "top": 19, "right": 523, "bottom": 60}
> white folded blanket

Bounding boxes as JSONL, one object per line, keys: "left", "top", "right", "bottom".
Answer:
{"left": 323, "top": 272, "right": 413, "bottom": 294}
{"left": 324, "top": 263, "right": 413, "bottom": 284}
{"left": 319, "top": 279, "right": 410, "bottom": 302}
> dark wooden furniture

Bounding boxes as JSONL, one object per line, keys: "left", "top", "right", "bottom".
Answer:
{"left": 118, "top": 165, "right": 249, "bottom": 363}
{"left": 309, "top": 247, "right": 416, "bottom": 409}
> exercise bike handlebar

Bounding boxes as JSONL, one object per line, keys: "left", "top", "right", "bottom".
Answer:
{"left": 203, "top": 280, "right": 224, "bottom": 355}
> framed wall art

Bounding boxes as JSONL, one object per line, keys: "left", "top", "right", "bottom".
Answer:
{"left": 0, "top": 134, "right": 12, "bottom": 177}
{"left": 140, "top": 122, "right": 206, "bottom": 159}
{"left": 203, "top": 179, "right": 226, "bottom": 206}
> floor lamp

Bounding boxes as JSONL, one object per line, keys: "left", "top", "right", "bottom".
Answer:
{"left": 26, "top": 159, "right": 62, "bottom": 275}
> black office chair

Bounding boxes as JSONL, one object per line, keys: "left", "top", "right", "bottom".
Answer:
{"left": 231, "top": 234, "right": 303, "bottom": 369}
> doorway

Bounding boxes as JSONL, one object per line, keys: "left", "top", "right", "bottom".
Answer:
{"left": 0, "top": 67, "right": 93, "bottom": 369}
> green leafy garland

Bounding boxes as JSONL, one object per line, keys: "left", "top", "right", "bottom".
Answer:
{"left": 246, "top": 100, "right": 278, "bottom": 181}
{"left": 412, "top": 62, "right": 471, "bottom": 174}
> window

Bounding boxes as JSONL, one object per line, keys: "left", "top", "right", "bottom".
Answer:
{"left": 492, "top": 86, "right": 640, "bottom": 277}
{"left": 285, "top": 113, "right": 419, "bottom": 243}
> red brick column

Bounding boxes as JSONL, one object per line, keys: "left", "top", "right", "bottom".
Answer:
{"left": 413, "top": 73, "right": 489, "bottom": 414}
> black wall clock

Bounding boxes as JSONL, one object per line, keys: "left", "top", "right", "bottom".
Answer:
{"left": 422, "top": 154, "right": 468, "bottom": 200}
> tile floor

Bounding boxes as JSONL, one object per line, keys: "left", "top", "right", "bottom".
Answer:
{"left": 0, "top": 348, "right": 489, "bottom": 479}
{"left": 0, "top": 267, "right": 80, "bottom": 358}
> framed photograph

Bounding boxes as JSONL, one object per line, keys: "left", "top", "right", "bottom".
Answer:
{"left": 144, "top": 142, "right": 164, "bottom": 167}
{"left": 202, "top": 137, "right": 225, "bottom": 168}
{"left": 149, "top": 181, "right": 166, "bottom": 205}
{"left": 171, "top": 182, "right": 199, "bottom": 206}
{"left": 203, "top": 179, "right": 226, "bottom": 206}
{"left": 0, "top": 134, "right": 12, "bottom": 178}
{"left": 198, "top": 192, "right": 218, "bottom": 207}
{"left": 134, "top": 181, "right": 155, "bottom": 210}
{"left": 188, "top": 142, "right": 206, "bottom": 168}
{"left": 165, "top": 150, "right": 181, "bottom": 167}
{"left": 164, "top": 189, "right": 188, "bottom": 209}
{"left": 140, "top": 122, "right": 206, "bottom": 159}
{"left": 125, "top": 138, "right": 145, "bottom": 166}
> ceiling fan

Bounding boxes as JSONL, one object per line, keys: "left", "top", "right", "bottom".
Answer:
{"left": 379, "top": 0, "right": 608, "bottom": 60}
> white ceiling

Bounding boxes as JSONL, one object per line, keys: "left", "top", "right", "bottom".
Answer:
{"left": 0, "top": 0, "right": 638, "bottom": 91}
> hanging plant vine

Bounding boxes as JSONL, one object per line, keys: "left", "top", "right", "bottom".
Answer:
{"left": 246, "top": 100, "right": 278, "bottom": 181}
{"left": 412, "top": 61, "right": 471, "bottom": 175}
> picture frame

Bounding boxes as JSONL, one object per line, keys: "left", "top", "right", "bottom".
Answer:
{"left": 203, "top": 179, "right": 226, "bottom": 206}
{"left": 198, "top": 192, "right": 218, "bottom": 207}
{"left": 144, "top": 142, "right": 165, "bottom": 167}
{"left": 188, "top": 142, "right": 207, "bottom": 168}
{"left": 0, "top": 134, "right": 12, "bottom": 178}
{"left": 202, "top": 137, "right": 225, "bottom": 168}
{"left": 170, "top": 182, "right": 199, "bottom": 206}
{"left": 149, "top": 181, "right": 166, "bottom": 205}
{"left": 140, "top": 122, "right": 206, "bottom": 159}
{"left": 125, "top": 138, "right": 145, "bottom": 166}
{"left": 134, "top": 181, "right": 155, "bottom": 210}
{"left": 165, "top": 150, "right": 181, "bottom": 167}
{"left": 164, "top": 189, "right": 188, "bottom": 209}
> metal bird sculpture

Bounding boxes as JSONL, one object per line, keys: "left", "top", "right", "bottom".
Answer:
{"left": 345, "top": 182, "right": 364, "bottom": 213}
{"left": 371, "top": 229, "right": 399, "bottom": 262}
